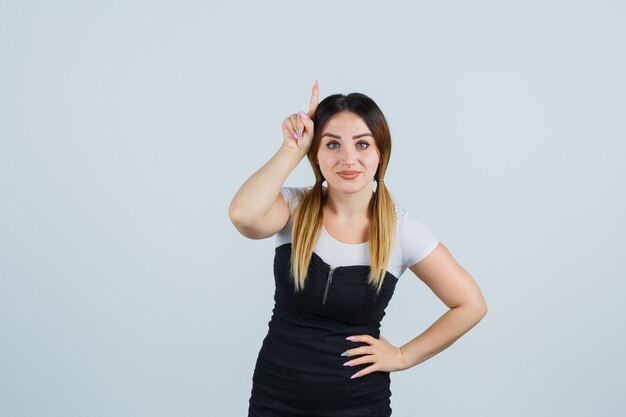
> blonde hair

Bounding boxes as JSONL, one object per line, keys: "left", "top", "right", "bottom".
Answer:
{"left": 288, "top": 92, "right": 396, "bottom": 296}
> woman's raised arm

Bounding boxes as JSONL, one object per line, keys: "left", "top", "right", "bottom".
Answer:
{"left": 228, "top": 81, "right": 319, "bottom": 239}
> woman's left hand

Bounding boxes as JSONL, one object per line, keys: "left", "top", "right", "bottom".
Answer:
{"left": 342, "top": 334, "right": 408, "bottom": 379}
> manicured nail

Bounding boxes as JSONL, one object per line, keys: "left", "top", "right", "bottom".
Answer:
{"left": 298, "top": 128, "right": 302, "bottom": 140}
{"left": 350, "top": 372, "right": 359, "bottom": 379}
{"left": 346, "top": 336, "right": 354, "bottom": 341}
{"left": 298, "top": 111, "right": 308, "bottom": 121}
{"left": 343, "top": 361, "right": 352, "bottom": 366}
{"left": 291, "top": 129, "right": 298, "bottom": 139}
{"left": 341, "top": 351, "right": 349, "bottom": 357}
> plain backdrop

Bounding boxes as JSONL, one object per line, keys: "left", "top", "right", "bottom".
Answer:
{"left": 1, "top": 1, "right": 625, "bottom": 416}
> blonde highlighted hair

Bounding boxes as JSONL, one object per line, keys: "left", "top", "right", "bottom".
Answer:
{"left": 288, "top": 93, "right": 396, "bottom": 295}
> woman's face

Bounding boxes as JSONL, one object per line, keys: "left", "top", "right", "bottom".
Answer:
{"left": 316, "top": 112, "right": 380, "bottom": 194}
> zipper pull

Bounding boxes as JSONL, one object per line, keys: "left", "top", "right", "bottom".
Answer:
{"left": 322, "top": 267, "right": 335, "bottom": 305}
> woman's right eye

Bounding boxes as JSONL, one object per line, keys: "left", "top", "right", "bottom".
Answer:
{"left": 327, "top": 142, "right": 339, "bottom": 150}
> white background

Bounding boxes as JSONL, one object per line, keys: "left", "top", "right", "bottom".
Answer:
{"left": 1, "top": 1, "right": 624, "bottom": 416}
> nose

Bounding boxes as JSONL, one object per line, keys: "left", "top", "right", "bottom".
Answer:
{"left": 340, "top": 145, "right": 358, "bottom": 165}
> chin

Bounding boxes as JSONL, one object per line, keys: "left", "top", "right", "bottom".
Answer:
{"left": 330, "top": 180, "right": 371, "bottom": 193}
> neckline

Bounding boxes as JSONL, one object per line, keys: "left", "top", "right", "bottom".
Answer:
{"left": 322, "top": 225, "right": 369, "bottom": 247}
{"left": 309, "top": 249, "right": 399, "bottom": 282}
{"left": 310, "top": 248, "right": 370, "bottom": 271}
{"left": 275, "top": 243, "right": 399, "bottom": 281}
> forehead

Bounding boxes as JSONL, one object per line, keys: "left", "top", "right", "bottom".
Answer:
{"left": 321, "top": 112, "right": 370, "bottom": 135}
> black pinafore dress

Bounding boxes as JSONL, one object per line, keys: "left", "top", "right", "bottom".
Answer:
{"left": 247, "top": 242, "right": 399, "bottom": 417}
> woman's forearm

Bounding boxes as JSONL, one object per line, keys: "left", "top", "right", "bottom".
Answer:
{"left": 399, "top": 304, "right": 487, "bottom": 370}
{"left": 229, "top": 144, "right": 306, "bottom": 226}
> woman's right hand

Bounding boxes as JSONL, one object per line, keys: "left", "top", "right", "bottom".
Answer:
{"left": 281, "top": 80, "right": 319, "bottom": 154}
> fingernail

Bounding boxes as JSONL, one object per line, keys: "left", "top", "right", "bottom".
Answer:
{"left": 346, "top": 336, "right": 354, "bottom": 341}
{"left": 343, "top": 361, "right": 352, "bottom": 366}
{"left": 298, "top": 128, "right": 302, "bottom": 140}
{"left": 341, "top": 351, "right": 349, "bottom": 357}
{"left": 298, "top": 111, "right": 308, "bottom": 121}
{"left": 350, "top": 372, "right": 359, "bottom": 379}
{"left": 291, "top": 129, "right": 298, "bottom": 139}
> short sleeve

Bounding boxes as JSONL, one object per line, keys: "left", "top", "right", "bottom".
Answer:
{"left": 279, "top": 186, "right": 311, "bottom": 215}
{"left": 276, "top": 186, "right": 311, "bottom": 246}
{"left": 399, "top": 211, "right": 440, "bottom": 267}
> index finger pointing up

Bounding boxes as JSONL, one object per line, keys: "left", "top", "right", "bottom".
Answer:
{"left": 307, "top": 80, "right": 319, "bottom": 118}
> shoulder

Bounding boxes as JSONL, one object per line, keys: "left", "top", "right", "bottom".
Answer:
{"left": 389, "top": 194, "right": 427, "bottom": 227}
{"left": 280, "top": 185, "right": 312, "bottom": 201}
{"left": 393, "top": 199, "right": 440, "bottom": 267}
{"left": 280, "top": 185, "right": 313, "bottom": 213}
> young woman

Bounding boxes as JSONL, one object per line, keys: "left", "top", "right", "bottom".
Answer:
{"left": 229, "top": 80, "right": 488, "bottom": 417}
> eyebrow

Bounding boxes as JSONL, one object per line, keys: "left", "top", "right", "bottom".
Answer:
{"left": 321, "top": 133, "right": 373, "bottom": 140}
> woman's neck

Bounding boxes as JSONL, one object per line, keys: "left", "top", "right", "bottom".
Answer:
{"left": 323, "top": 186, "right": 374, "bottom": 222}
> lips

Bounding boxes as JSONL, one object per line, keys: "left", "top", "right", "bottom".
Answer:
{"left": 338, "top": 171, "right": 361, "bottom": 179}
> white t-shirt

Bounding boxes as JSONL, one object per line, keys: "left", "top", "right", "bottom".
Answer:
{"left": 276, "top": 186, "right": 439, "bottom": 279}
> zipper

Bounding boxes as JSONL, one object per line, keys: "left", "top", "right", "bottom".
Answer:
{"left": 322, "top": 267, "right": 336, "bottom": 305}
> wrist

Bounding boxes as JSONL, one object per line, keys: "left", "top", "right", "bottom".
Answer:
{"left": 279, "top": 143, "right": 308, "bottom": 161}
{"left": 398, "top": 346, "right": 410, "bottom": 371}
